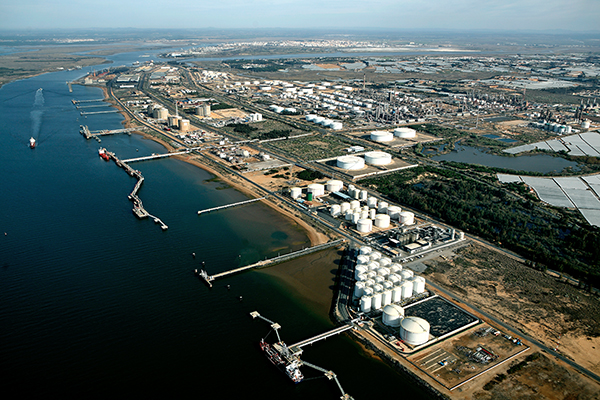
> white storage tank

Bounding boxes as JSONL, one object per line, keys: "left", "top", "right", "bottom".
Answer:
{"left": 331, "top": 122, "right": 343, "bottom": 130}
{"left": 370, "top": 130, "right": 394, "bottom": 142}
{"left": 354, "top": 281, "right": 366, "bottom": 298}
{"left": 345, "top": 210, "right": 354, "bottom": 221}
{"left": 341, "top": 202, "right": 351, "bottom": 213}
{"left": 363, "top": 281, "right": 375, "bottom": 291}
{"left": 377, "top": 267, "right": 390, "bottom": 278}
{"left": 388, "top": 274, "right": 401, "bottom": 285}
{"left": 378, "top": 202, "right": 389, "bottom": 214}
{"left": 357, "top": 273, "right": 368, "bottom": 282}
{"left": 337, "top": 155, "right": 365, "bottom": 170}
{"left": 382, "top": 304, "right": 405, "bottom": 327}
{"left": 326, "top": 179, "right": 344, "bottom": 192}
{"left": 374, "top": 214, "right": 391, "bottom": 228}
{"left": 400, "top": 211, "right": 415, "bottom": 225}
{"left": 367, "top": 261, "right": 380, "bottom": 271}
{"left": 374, "top": 276, "right": 385, "bottom": 285}
{"left": 307, "top": 183, "right": 325, "bottom": 197}
{"left": 314, "top": 116, "right": 325, "bottom": 124}
{"left": 372, "top": 293, "right": 382, "bottom": 310}
{"left": 387, "top": 206, "right": 402, "bottom": 220}
{"left": 383, "top": 280, "right": 394, "bottom": 290}
{"left": 330, "top": 204, "right": 342, "bottom": 217}
{"left": 356, "top": 255, "right": 370, "bottom": 265}
{"left": 357, "top": 219, "right": 372, "bottom": 233}
{"left": 379, "top": 257, "right": 392, "bottom": 267}
{"left": 400, "top": 316, "right": 430, "bottom": 345}
{"left": 359, "top": 246, "right": 372, "bottom": 255}
{"left": 306, "top": 114, "right": 317, "bottom": 122}
{"left": 351, "top": 212, "right": 361, "bottom": 224}
{"left": 360, "top": 296, "right": 373, "bottom": 313}
{"left": 390, "top": 264, "right": 403, "bottom": 274}
{"left": 370, "top": 251, "right": 382, "bottom": 261}
{"left": 400, "top": 270, "right": 414, "bottom": 280}
{"left": 413, "top": 276, "right": 426, "bottom": 294}
{"left": 392, "top": 286, "right": 403, "bottom": 303}
{"left": 354, "top": 265, "right": 367, "bottom": 279}
{"left": 382, "top": 290, "right": 393, "bottom": 306}
{"left": 401, "top": 281, "right": 413, "bottom": 299}
{"left": 394, "top": 127, "right": 417, "bottom": 138}
{"left": 369, "top": 209, "right": 376, "bottom": 219}
{"left": 290, "top": 187, "right": 302, "bottom": 199}
{"left": 367, "top": 197, "right": 378, "bottom": 208}
{"left": 350, "top": 200, "right": 361, "bottom": 210}
{"left": 364, "top": 151, "right": 392, "bottom": 166}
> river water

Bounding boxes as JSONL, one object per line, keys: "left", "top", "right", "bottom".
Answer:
{"left": 0, "top": 50, "right": 430, "bottom": 399}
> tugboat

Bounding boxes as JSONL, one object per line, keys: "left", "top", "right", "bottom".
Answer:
{"left": 98, "top": 148, "right": 110, "bottom": 161}
{"left": 29, "top": 137, "right": 36, "bottom": 149}
{"left": 260, "top": 339, "right": 304, "bottom": 383}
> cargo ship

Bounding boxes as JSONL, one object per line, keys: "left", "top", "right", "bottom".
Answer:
{"left": 29, "top": 137, "right": 36, "bottom": 149}
{"left": 260, "top": 339, "right": 304, "bottom": 383}
{"left": 98, "top": 148, "right": 110, "bottom": 161}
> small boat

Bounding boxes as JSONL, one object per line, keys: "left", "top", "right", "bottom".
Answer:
{"left": 98, "top": 148, "right": 110, "bottom": 161}
{"left": 29, "top": 137, "right": 36, "bottom": 149}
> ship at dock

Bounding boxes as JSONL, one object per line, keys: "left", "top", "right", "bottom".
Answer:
{"left": 98, "top": 147, "right": 110, "bottom": 161}
{"left": 260, "top": 339, "right": 303, "bottom": 383}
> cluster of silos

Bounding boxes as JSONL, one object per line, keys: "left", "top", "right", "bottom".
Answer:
{"left": 305, "top": 114, "right": 343, "bottom": 130}
{"left": 529, "top": 121, "right": 573, "bottom": 134}
{"left": 355, "top": 246, "right": 426, "bottom": 314}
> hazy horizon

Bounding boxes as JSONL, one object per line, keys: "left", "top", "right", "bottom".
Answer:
{"left": 1, "top": 1, "right": 599, "bottom": 33}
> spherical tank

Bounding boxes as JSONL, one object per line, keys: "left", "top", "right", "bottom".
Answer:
{"left": 337, "top": 155, "right": 365, "bottom": 170}
{"left": 400, "top": 211, "right": 415, "bottom": 225}
{"left": 357, "top": 219, "right": 372, "bottom": 233}
{"left": 364, "top": 151, "right": 392, "bottom": 166}
{"left": 375, "top": 214, "right": 391, "bottom": 228}
{"left": 370, "top": 130, "right": 394, "bottom": 142}
{"left": 393, "top": 127, "right": 417, "bottom": 138}
{"left": 382, "top": 304, "right": 405, "bottom": 327}
{"left": 360, "top": 296, "right": 372, "bottom": 313}
{"left": 400, "top": 316, "right": 430, "bottom": 345}
{"left": 290, "top": 187, "right": 302, "bottom": 199}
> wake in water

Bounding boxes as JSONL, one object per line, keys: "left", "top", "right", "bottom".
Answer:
{"left": 30, "top": 88, "right": 44, "bottom": 143}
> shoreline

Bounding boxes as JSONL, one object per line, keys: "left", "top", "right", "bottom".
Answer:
{"left": 105, "top": 89, "right": 329, "bottom": 247}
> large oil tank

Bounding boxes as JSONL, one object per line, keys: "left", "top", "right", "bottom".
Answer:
{"left": 400, "top": 316, "right": 430, "bottom": 345}
{"left": 357, "top": 219, "right": 372, "bottom": 233}
{"left": 378, "top": 202, "right": 389, "bottom": 214}
{"left": 387, "top": 206, "right": 402, "bottom": 220}
{"left": 341, "top": 202, "right": 351, "bottom": 213}
{"left": 359, "top": 190, "right": 368, "bottom": 200}
{"left": 375, "top": 214, "right": 391, "bottom": 228}
{"left": 393, "top": 127, "right": 417, "bottom": 138}
{"left": 367, "top": 197, "right": 378, "bottom": 208}
{"left": 350, "top": 200, "right": 361, "bottom": 210}
{"left": 370, "top": 131, "right": 394, "bottom": 142}
{"left": 364, "top": 151, "right": 392, "bottom": 166}
{"left": 330, "top": 204, "right": 341, "bottom": 217}
{"left": 382, "top": 304, "right": 405, "bottom": 327}
{"left": 399, "top": 211, "right": 415, "bottom": 225}
{"left": 290, "top": 187, "right": 302, "bottom": 199}
{"left": 337, "top": 155, "right": 365, "bottom": 170}
{"left": 307, "top": 183, "right": 325, "bottom": 197}
{"left": 326, "top": 179, "right": 343, "bottom": 192}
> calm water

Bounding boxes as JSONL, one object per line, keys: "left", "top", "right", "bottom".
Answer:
{"left": 433, "top": 144, "right": 580, "bottom": 173}
{"left": 0, "top": 53, "right": 430, "bottom": 399}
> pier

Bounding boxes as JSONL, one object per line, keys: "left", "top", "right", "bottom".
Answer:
{"left": 80, "top": 125, "right": 140, "bottom": 140}
{"left": 72, "top": 98, "right": 105, "bottom": 104}
{"left": 76, "top": 103, "right": 112, "bottom": 109}
{"left": 122, "top": 149, "right": 192, "bottom": 163}
{"left": 80, "top": 109, "right": 120, "bottom": 116}
{"left": 289, "top": 325, "right": 355, "bottom": 353}
{"left": 105, "top": 150, "right": 168, "bottom": 231}
{"left": 197, "top": 196, "right": 267, "bottom": 215}
{"left": 196, "top": 239, "right": 344, "bottom": 286}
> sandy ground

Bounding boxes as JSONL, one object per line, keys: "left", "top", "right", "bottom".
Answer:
{"left": 111, "top": 97, "right": 329, "bottom": 247}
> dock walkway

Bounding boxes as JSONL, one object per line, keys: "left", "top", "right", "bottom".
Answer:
{"left": 197, "top": 196, "right": 267, "bottom": 215}
{"left": 197, "top": 239, "right": 344, "bottom": 287}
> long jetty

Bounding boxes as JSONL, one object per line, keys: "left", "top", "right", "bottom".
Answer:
{"left": 197, "top": 196, "right": 267, "bottom": 215}
{"left": 122, "top": 149, "right": 192, "bottom": 163}
{"left": 289, "top": 325, "right": 355, "bottom": 353}
{"left": 106, "top": 150, "right": 168, "bottom": 231}
{"left": 80, "top": 109, "right": 120, "bottom": 116}
{"left": 197, "top": 239, "right": 345, "bottom": 287}
{"left": 80, "top": 125, "right": 139, "bottom": 140}
{"left": 72, "top": 98, "right": 105, "bottom": 104}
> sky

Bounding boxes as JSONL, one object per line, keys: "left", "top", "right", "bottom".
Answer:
{"left": 1, "top": 0, "right": 599, "bottom": 32}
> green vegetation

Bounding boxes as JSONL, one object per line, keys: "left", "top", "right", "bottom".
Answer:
{"left": 365, "top": 166, "right": 600, "bottom": 286}
{"left": 296, "top": 169, "right": 324, "bottom": 181}
{"left": 210, "top": 102, "right": 234, "bottom": 110}
{"left": 230, "top": 123, "right": 257, "bottom": 135}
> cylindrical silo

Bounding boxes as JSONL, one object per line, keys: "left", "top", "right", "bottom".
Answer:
{"left": 357, "top": 254, "right": 370, "bottom": 265}
{"left": 375, "top": 214, "right": 391, "bottom": 228}
{"left": 387, "top": 206, "right": 402, "bottom": 220}
{"left": 352, "top": 212, "right": 361, "bottom": 224}
{"left": 388, "top": 274, "right": 401, "bottom": 285}
{"left": 341, "top": 202, "right": 351, "bottom": 213}
{"left": 360, "top": 190, "right": 368, "bottom": 200}
{"left": 379, "top": 257, "right": 392, "bottom": 267}
{"left": 330, "top": 204, "right": 341, "bottom": 217}
{"left": 354, "top": 281, "right": 366, "bottom": 298}
{"left": 356, "top": 273, "right": 368, "bottom": 282}
{"left": 378, "top": 202, "right": 389, "bottom": 214}
{"left": 382, "top": 290, "right": 393, "bottom": 306}
{"left": 383, "top": 280, "right": 394, "bottom": 291}
{"left": 370, "top": 251, "right": 382, "bottom": 261}
{"left": 401, "top": 281, "right": 413, "bottom": 299}
{"left": 400, "top": 211, "right": 415, "bottom": 225}
{"left": 390, "top": 264, "right": 403, "bottom": 274}
{"left": 350, "top": 200, "right": 361, "bottom": 210}
{"left": 290, "top": 187, "right": 302, "bottom": 199}
{"left": 326, "top": 179, "right": 343, "bottom": 192}
{"left": 413, "top": 276, "right": 426, "bottom": 294}
{"left": 363, "top": 281, "right": 375, "bottom": 291}
{"left": 360, "top": 296, "right": 372, "bottom": 313}
{"left": 367, "top": 197, "right": 378, "bottom": 208}
{"left": 357, "top": 219, "right": 372, "bottom": 233}
{"left": 355, "top": 265, "right": 367, "bottom": 279}
{"left": 372, "top": 293, "right": 382, "bottom": 310}
{"left": 369, "top": 209, "right": 377, "bottom": 219}
{"left": 366, "top": 271, "right": 377, "bottom": 280}
{"left": 377, "top": 267, "right": 390, "bottom": 278}
{"left": 374, "top": 277, "right": 385, "bottom": 285}
{"left": 392, "top": 286, "right": 403, "bottom": 303}
{"left": 367, "top": 261, "right": 380, "bottom": 271}
{"left": 400, "top": 269, "right": 414, "bottom": 280}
